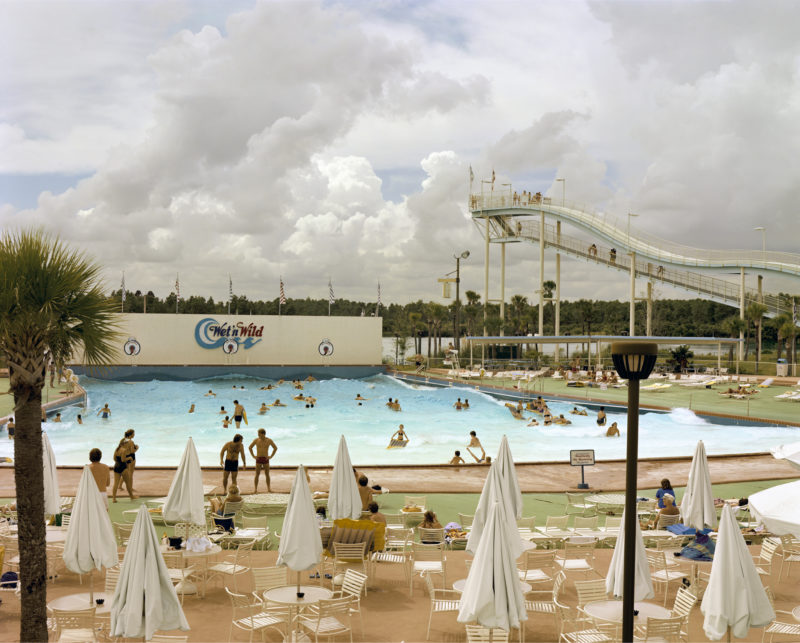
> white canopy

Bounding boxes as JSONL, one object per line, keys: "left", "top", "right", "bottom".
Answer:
{"left": 605, "top": 511, "right": 654, "bottom": 601}
{"left": 770, "top": 441, "right": 800, "bottom": 472}
{"left": 42, "top": 430, "right": 61, "bottom": 516}
{"left": 701, "top": 504, "right": 774, "bottom": 639}
{"left": 327, "top": 435, "right": 361, "bottom": 521}
{"left": 110, "top": 505, "right": 189, "bottom": 640}
{"left": 748, "top": 480, "right": 800, "bottom": 538}
{"left": 62, "top": 465, "right": 118, "bottom": 575}
{"left": 277, "top": 465, "right": 323, "bottom": 572}
{"left": 458, "top": 500, "right": 527, "bottom": 631}
{"left": 162, "top": 437, "right": 205, "bottom": 525}
{"left": 466, "top": 436, "right": 522, "bottom": 557}
{"left": 680, "top": 440, "right": 718, "bottom": 531}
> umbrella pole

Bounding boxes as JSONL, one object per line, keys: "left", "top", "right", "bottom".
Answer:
{"left": 727, "top": 626, "right": 731, "bottom": 642}
{"left": 89, "top": 569, "right": 94, "bottom": 605}
{"left": 297, "top": 570, "right": 301, "bottom": 597}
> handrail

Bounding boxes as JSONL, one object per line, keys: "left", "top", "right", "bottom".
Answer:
{"left": 486, "top": 215, "right": 786, "bottom": 317}
{"left": 470, "top": 193, "right": 800, "bottom": 276}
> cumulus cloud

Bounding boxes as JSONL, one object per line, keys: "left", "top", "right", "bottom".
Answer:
{"left": 1, "top": 0, "right": 798, "bottom": 306}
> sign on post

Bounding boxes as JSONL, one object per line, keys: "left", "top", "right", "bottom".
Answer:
{"left": 570, "top": 449, "right": 595, "bottom": 489}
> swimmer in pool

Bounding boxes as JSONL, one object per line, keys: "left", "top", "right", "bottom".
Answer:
{"left": 606, "top": 422, "right": 620, "bottom": 437}
{"left": 97, "top": 403, "right": 111, "bottom": 419}
{"left": 527, "top": 418, "right": 539, "bottom": 426}
{"left": 449, "top": 450, "right": 465, "bottom": 465}
{"left": 466, "top": 430, "right": 485, "bottom": 462}
{"left": 463, "top": 399, "right": 470, "bottom": 409}
{"left": 232, "top": 400, "right": 247, "bottom": 428}
{"left": 570, "top": 406, "right": 588, "bottom": 416}
{"left": 355, "top": 394, "right": 368, "bottom": 401}
{"left": 76, "top": 414, "right": 82, "bottom": 425}
{"left": 293, "top": 393, "right": 305, "bottom": 401}
{"left": 391, "top": 424, "right": 408, "bottom": 444}
{"left": 219, "top": 406, "right": 227, "bottom": 415}
{"left": 188, "top": 404, "right": 195, "bottom": 413}
{"left": 205, "top": 389, "right": 216, "bottom": 397}
{"left": 554, "top": 414, "right": 571, "bottom": 425}
{"left": 272, "top": 399, "right": 286, "bottom": 407}
{"left": 597, "top": 406, "right": 607, "bottom": 426}
{"left": 53, "top": 412, "right": 62, "bottom": 422}
{"left": 258, "top": 403, "right": 269, "bottom": 414}
{"left": 222, "top": 416, "right": 231, "bottom": 428}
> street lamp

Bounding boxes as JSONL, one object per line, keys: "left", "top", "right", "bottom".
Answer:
{"left": 454, "top": 250, "right": 470, "bottom": 351}
{"left": 610, "top": 341, "right": 658, "bottom": 643}
{"left": 753, "top": 226, "right": 766, "bottom": 256}
{"left": 627, "top": 212, "right": 638, "bottom": 249}
{"left": 555, "top": 178, "right": 565, "bottom": 205}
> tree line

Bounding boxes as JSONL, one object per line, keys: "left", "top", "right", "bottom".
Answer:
{"left": 113, "top": 287, "right": 799, "bottom": 365}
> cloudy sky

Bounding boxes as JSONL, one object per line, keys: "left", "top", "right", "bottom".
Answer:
{"left": 2, "top": 0, "right": 799, "bottom": 307}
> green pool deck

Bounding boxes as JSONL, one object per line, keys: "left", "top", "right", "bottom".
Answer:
{"left": 0, "top": 380, "right": 79, "bottom": 423}
{"left": 413, "top": 369, "right": 800, "bottom": 426}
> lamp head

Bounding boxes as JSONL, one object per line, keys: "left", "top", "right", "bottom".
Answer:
{"left": 460, "top": 250, "right": 470, "bottom": 259}
{"left": 610, "top": 342, "right": 658, "bottom": 380}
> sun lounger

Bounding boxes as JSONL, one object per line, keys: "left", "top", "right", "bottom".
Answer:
{"left": 758, "top": 378, "right": 774, "bottom": 388}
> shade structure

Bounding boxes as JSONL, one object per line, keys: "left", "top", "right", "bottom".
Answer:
{"left": 327, "top": 435, "right": 361, "bottom": 520}
{"left": 277, "top": 465, "right": 323, "bottom": 572}
{"left": 62, "top": 465, "right": 118, "bottom": 575}
{"left": 700, "top": 504, "right": 774, "bottom": 640}
{"left": 42, "top": 430, "right": 61, "bottom": 516}
{"left": 748, "top": 480, "right": 800, "bottom": 538}
{"left": 458, "top": 500, "right": 527, "bottom": 631}
{"left": 680, "top": 440, "right": 718, "bottom": 531}
{"left": 770, "top": 440, "right": 800, "bottom": 471}
{"left": 162, "top": 437, "right": 205, "bottom": 525}
{"left": 466, "top": 435, "right": 522, "bottom": 556}
{"left": 110, "top": 505, "right": 189, "bottom": 640}
{"left": 605, "top": 510, "right": 654, "bottom": 601}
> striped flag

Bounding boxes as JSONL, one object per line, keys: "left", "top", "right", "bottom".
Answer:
{"left": 279, "top": 277, "right": 286, "bottom": 305}
{"left": 229, "top": 275, "right": 233, "bottom": 302}
{"left": 376, "top": 282, "right": 381, "bottom": 316}
{"left": 121, "top": 272, "right": 126, "bottom": 304}
{"left": 469, "top": 165, "right": 474, "bottom": 183}
{"left": 175, "top": 274, "right": 180, "bottom": 313}
{"left": 328, "top": 279, "right": 335, "bottom": 316}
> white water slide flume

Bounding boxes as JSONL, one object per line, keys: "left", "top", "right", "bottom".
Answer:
{"left": 471, "top": 194, "right": 800, "bottom": 276}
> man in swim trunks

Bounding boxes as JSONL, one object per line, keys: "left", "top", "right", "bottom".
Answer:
{"left": 449, "top": 450, "right": 465, "bottom": 465}
{"left": 205, "top": 389, "right": 216, "bottom": 397}
{"left": 606, "top": 422, "right": 620, "bottom": 437}
{"left": 248, "top": 428, "right": 277, "bottom": 493}
{"left": 97, "top": 403, "right": 111, "bottom": 419}
{"left": 258, "top": 403, "right": 269, "bottom": 415}
{"left": 596, "top": 406, "right": 607, "bottom": 426}
{"left": 220, "top": 434, "right": 246, "bottom": 493}
{"left": 88, "top": 448, "right": 110, "bottom": 506}
{"left": 232, "top": 400, "right": 247, "bottom": 428}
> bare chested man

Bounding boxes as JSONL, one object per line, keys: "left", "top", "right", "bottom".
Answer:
{"left": 466, "top": 430, "right": 485, "bottom": 462}
{"left": 232, "top": 400, "right": 247, "bottom": 428}
{"left": 220, "top": 434, "right": 247, "bottom": 493}
{"left": 248, "top": 428, "right": 278, "bottom": 493}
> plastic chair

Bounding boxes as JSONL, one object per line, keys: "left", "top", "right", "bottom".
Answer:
{"left": 465, "top": 624, "right": 510, "bottom": 642}
{"left": 297, "top": 596, "right": 354, "bottom": 643}
{"left": 162, "top": 550, "right": 198, "bottom": 603}
{"left": 208, "top": 538, "right": 255, "bottom": 591}
{"left": 554, "top": 600, "right": 612, "bottom": 643}
{"left": 667, "top": 585, "right": 697, "bottom": 642}
{"left": 565, "top": 493, "right": 596, "bottom": 516}
{"left": 544, "top": 515, "right": 569, "bottom": 531}
{"left": 418, "top": 527, "right": 445, "bottom": 545}
{"left": 574, "top": 578, "right": 608, "bottom": 607}
{"left": 778, "top": 533, "right": 800, "bottom": 579}
{"left": 556, "top": 538, "right": 598, "bottom": 577}
{"left": 329, "top": 568, "right": 367, "bottom": 639}
{"left": 458, "top": 513, "right": 475, "bottom": 528}
{"left": 251, "top": 566, "right": 287, "bottom": 597}
{"left": 423, "top": 569, "right": 460, "bottom": 640}
{"left": 632, "top": 615, "right": 683, "bottom": 642}
{"left": 573, "top": 516, "right": 599, "bottom": 531}
{"left": 226, "top": 587, "right": 289, "bottom": 643}
{"left": 407, "top": 542, "right": 446, "bottom": 596}
{"left": 52, "top": 607, "right": 98, "bottom": 643}
{"left": 753, "top": 537, "right": 781, "bottom": 577}
{"left": 646, "top": 550, "right": 685, "bottom": 606}
{"left": 113, "top": 522, "right": 133, "bottom": 547}
{"left": 518, "top": 549, "right": 556, "bottom": 586}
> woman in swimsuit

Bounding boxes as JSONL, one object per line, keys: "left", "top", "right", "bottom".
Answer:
{"left": 111, "top": 438, "right": 137, "bottom": 502}
{"left": 596, "top": 407, "right": 607, "bottom": 426}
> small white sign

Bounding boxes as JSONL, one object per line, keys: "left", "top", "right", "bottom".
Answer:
{"left": 570, "top": 449, "right": 596, "bottom": 467}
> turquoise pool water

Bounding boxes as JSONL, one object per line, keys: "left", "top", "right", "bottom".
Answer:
{"left": 1, "top": 374, "right": 796, "bottom": 466}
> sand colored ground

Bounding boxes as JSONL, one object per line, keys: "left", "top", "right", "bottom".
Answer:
{"left": 1, "top": 544, "right": 797, "bottom": 642}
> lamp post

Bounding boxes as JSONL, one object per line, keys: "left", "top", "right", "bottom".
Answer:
{"left": 555, "top": 178, "right": 565, "bottom": 205}
{"left": 627, "top": 212, "right": 638, "bottom": 249}
{"left": 611, "top": 341, "right": 658, "bottom": 643}
{"left": 753, "top": 226, "right": 766, "bottom": 257}
{"left": 454, "top": 250, "right": 470, "bottom": 351}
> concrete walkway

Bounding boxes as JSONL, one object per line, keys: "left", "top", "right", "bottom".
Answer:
{"left": 1, "top": 453, "right": 796, "bottom": 497}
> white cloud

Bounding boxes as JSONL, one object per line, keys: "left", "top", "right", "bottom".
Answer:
{"left": 0, "top": 0, "right": 798, "bottom": 307}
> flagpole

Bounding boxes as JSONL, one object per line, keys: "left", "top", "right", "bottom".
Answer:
{"left": 228, "top": 274, "right": 231, "bottom": 315}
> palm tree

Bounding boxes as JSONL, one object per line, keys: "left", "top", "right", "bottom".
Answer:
{"left": 745, "top": 302, "right": 768, "bottom": 372}
{"left": 0, "top": 229, "right": 118, "bottom": 641}
{"left": 669, "top": 345, "right": 694, "bottom": 373}
{"left": 722, "top": 316, "right": 746, "bottom": 367}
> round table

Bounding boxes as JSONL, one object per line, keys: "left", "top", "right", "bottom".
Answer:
{"left": 583, "top": 600, "right": 671, "bottom": 625}
{"left": 452, "top": 579, "right": 532, "bottom": 594}
{"left": 791, "top": 606, "right": 800, "bottom": 623}
{"left": 9, "top": 525, "right": 68, "bottom": 543}
{"left": 586, "top": 494, "right": 626, "bottom": 509}
{"left": 520, "top": 539, "right": 536, "bottom": 553}
{"left": 48, "top": 591, "right": 111, "bottom": 616}
{"left": 160, "top": 542, "right": 221, "bottom": 596}
{"left": 263, "top": 585, "right": 333, "bottom": 641}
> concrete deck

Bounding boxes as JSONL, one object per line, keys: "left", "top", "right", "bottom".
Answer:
{"left": 1, "top": 453, "right": 796, "bottom": 497}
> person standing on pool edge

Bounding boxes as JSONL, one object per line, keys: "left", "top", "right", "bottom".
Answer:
{"left": 232, "top": 399, "right": 248, "bottom": 429}
{"left": 123, "top": 429, "right": 139, "bottom": 491}
{"left": 220, "top": 433, "right": 247, "bottom": 493}
{"left": 248, "top": 428, "right": 278, "bottom": 493}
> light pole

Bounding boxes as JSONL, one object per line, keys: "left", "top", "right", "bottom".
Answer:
{"left": 611, "top": 341, "right": 658, "bottom": 643}
{"left": 454, "top": 250, "right": 470, "bottom": 351}
{"left": 627, "top": 212, "right": 639, "bottom": 248}
{"left": 555, "top": 178, "right": 565, "bottom": 205}
{"left": 753, "top": 226, "right": 766, "bottom": 256}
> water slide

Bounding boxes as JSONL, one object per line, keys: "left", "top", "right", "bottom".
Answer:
{"left": 470, "top": 193, "right": 800, "bottom": 317}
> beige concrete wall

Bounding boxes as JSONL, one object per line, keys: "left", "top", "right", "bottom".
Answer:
{"left": 89, "top": 314, "right": 382, "bottom": 366}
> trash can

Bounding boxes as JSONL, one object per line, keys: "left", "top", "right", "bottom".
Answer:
{"left": 777, "top": 359, "right": 788, "bottom": 377}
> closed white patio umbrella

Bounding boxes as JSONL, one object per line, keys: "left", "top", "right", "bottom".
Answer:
{"left": 110, "top": 505, "right": 189, "bottom": 640}
{"left": 770, "top": 440, "right": 800, "bottom": 472}
{"left": 42, "top": 430, "right": 61, "bottom": 517}
{"left": 701, "top": 504, "right": 774, "bottom": 640}
{"left": 680, "top": 440, "right": 717, "bottom": 531}
{"left": 748, "top": 480, "right": 800, "bottom": 538}
{"left": 62, "top": 465, "right": 119, "bottom": 603}
{"left": 466, "top": 435, "right": 522, "bottom": 556}
{"left": 458, "top": 500, "right": 527, "bottom": 632}
{"left": 327, "top": 435, "right": 361, "bottom": 521}
{"left": 605, "top": 510, "right": 654, "bottom": 601}
{"left": 162, "top": 437, "right": 205, "bottom": 525}
{"left": 277, "top": 465, "right": 323, "bottom": 592}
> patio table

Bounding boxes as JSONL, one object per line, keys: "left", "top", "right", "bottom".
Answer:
{"left": 583, "top": 599, "right": 671, "bottom": 625}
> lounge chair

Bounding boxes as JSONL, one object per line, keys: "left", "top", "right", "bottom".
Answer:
{"left": 759, "top": 378, "right": 774, "bottom": 388}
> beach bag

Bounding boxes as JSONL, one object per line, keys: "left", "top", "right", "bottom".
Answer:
{"left": 0, "top": 571, "right": 18, "bottom": 589}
